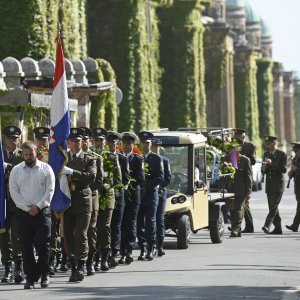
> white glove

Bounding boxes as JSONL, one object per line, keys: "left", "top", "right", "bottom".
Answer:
{"left": 62, "top": 166, "right": 74, "bottom": 175}
{"left": 3, "top": 162, "right": 7, "bottom": 170}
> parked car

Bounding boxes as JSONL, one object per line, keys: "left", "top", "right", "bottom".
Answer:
{"left": 252, "top": 158, "right": 263, "bottom": 191}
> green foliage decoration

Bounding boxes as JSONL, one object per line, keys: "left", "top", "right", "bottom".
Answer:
{"left": 157, "top": 0, "right": 207, "bottom": 130}
{"left": 256, "top": 58, "right": 275, "bottom": 139}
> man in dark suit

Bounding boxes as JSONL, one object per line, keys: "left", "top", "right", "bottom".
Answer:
{"left": 230, "top": 140, "right": 253, "bottom": 238}
{"left": 261, "top": 136, "right": 287, "bottom": 234}
{"left": 151, "top": 138, "right": 172, "bottom": 256}
{"left": 119, "top": 132, "right": 144, "bottom": 264}
{"left": 137, "top": 131, "right": 164, "bottom": 260}
{"left": 234, "top": 128, "right": 256, "bottom": 233}
{"left": 106, "top": 131, "right": 129, "bottom": 268}
{"left": 62, "top": 128, "right": 97, "bottom": 282}
{"left": 0, "top": 125, "right": 24, "bottom": 284}
{"left": 286, "top": 142, "right": 300, "bottom": 232}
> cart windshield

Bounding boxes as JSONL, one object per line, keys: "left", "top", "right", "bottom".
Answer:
{"left": 161, "top": 145, "right": 189, "bottom": 194}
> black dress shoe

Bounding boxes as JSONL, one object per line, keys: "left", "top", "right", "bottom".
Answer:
{"left": 69, "top": 272, "right": 78, "bottom": 282}
{"left": 86, "top": 264, "right": 95, "bottom": 276}
{"left": 108, "top": 256, "right": 118, "bottom": 269}
{"left": 157, "top": 248, "right": 165, "bottom": 256}
{"left": 118, "top": 256, "right": 125, "bottom": 264}
{"left": 242, "top": 227, "right": 254, "bottom": 233}
{"left": 269, "top": 228, "right": 282, "bottom": 234}
{"left": 125, "top": 253, "right": 134, "bottom": 264}
{"left": 40, "top": 274, "right": 50, "bottom": 288}
{"left": 286, "top": 224, "right": 299, "bottom": 232}
{"left": 24, "top": 280, "right": 34, "bottom": 289}
{"left": 145, "top": 250, "right": 154, "bottom": 261}
{"left": 230, "top": 231, "right": 238, "bottom": 238}
{"left": 14, "top": 270, "right": 24, "bottom": 284}
{"left": 262, "top": 226, "right": 269, "bottom": 234}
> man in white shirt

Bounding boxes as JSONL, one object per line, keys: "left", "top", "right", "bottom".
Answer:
{"left": 9, "top": 141, "right": 55, "bottom": 289}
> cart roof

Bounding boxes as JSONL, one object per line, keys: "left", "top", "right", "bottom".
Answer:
{"left": 152, "top": 131, "right": 207, "bottom": 145}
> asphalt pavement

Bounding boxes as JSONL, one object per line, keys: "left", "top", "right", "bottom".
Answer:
{"left": 0, "top": 179, "right": 299, "bottom": 299}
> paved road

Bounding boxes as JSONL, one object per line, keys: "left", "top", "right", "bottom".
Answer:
{"left": 0, "top": 180, "right": 299, "bottom": 299}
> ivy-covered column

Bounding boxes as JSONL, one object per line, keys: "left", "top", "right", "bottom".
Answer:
{"left": 294, "top": 81, "right": 300, "bottom": 141}
{"left": 87, "top": 0, "right": 162, "bottom": 132}
{"left": 157, "top": 0, "right": 206, "bottom": 130}
{"left": 234, "top": 48, "right": 260, "bottom": 152}
{"left": 256, "top": 58, "right": 275, "bottom": 139}
{"left": 204, "top": 26, "right": 235, "bottom": 128}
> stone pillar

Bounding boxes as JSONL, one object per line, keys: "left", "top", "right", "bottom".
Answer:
{"left": 38, "top": 58, "right": 55, "bottom": 79}
{"left": 72, "top": 60, "right": 88, "bottom": 85}
{"left": 283, "top": 72, "right": 296, "bottom": 144}
{"left": 204, "top": 24, "right": 235, "bottom": 128}
{"left": 272, "top": 63, "right": 285, "bottom": 145}
{"left": 20, "top": 57, "right": 41, "bottom": 80}
{"left": 0, "top": 62, "right": 6, "bottom": 90}
{"left": 2, "top": 57, "right": 24, "bottom": 88}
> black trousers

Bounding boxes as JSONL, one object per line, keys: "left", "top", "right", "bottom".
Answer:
{"left": 16, "top": 208, "right": 51, "bottom": 282}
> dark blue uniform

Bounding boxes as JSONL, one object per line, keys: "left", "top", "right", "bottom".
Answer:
{"left": 120, "top": 152, "right": 144, "bottom": 259}
{"left": 156, "top": 156, "right": 172, "bottom": 248}
{"left": 137, "top": 152, "right": 164, "bottom": 256}
{"left": 110, "top": 153, "right": 129, "bottom": 258}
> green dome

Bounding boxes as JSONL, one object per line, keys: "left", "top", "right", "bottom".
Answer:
{"left": 226, "top": 0, "right": 244, "bottom": 7}
{"left": 260, "top": 16, "right": 271, "bottom": 36}
{"left": 244, "top": 0, "right": 260, "bottom": 22}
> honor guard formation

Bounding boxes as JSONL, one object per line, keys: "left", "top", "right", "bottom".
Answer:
{"left": 0, "top": 125, "right": 299, "bottom": 289}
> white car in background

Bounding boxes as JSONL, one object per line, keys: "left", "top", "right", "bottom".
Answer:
{"left": 252, "top": 158, "right": 263, "bottom": 191}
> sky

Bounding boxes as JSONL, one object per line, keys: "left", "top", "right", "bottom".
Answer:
{"left": 252, "top": 0, "right": 300, "bottom": 76}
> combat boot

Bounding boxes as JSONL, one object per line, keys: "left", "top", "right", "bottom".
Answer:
{"left": 75, "top": 260, "right": 85, "bottom": 281}
{"left": 54, "top": 252, "right": 62, "bottom": 272}
{"left": 68, "top": 259, "right": 77, "bottom": 282}
{"left": 1, "top": 264, "right": 14, "bottom": 283}
{"left": 138, "top": 246, "right": 146, "bottom": 261}
{"left": 108, "top": 250, "right": 119, "bottom": 269}
{"left": 86, "top": 253, "right": 95, "bottom": 276}
{"left": 100, "top": 249, "right": 110, "bottom": 271}
{"left": 145, "top": 243, "right": 155, "bottom": 261}
{"left": 286, "top": 224, "right": 299, "bottom": 232}
{"left": 156, "top": 237, "right": 165, "bottom": 257}
{"left": 94, "top": 251, "right": 101, "bottom": 271}
{"left": 14, "top": 261, "right": 24, "bottom": 283}
{"left": 48, "top": 255, "right": 55, "bottom": 276}
{"left": 125, "top": 250, "right": 134, "bottom": 264}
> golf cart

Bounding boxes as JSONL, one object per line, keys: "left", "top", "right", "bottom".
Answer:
{"left": 152, "top": 129, "right": 235, "bottom": 249}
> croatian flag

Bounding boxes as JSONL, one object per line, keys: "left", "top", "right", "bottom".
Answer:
{"left": 0, "top": 141, "right": 7, "bottom": 233}
{"left": 49, "top": 36, "right": 71, "bottom": 214}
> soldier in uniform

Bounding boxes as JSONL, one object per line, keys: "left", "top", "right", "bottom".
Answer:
{"left": 261, "top": 135, "right": 287, "bottom": 234}
{"left": 91, "top": 128, "right": 122, "bottom": 271}
{"left": 0, "top": 125, "right": 24, "bottom": 283}
{"left": 33, "top": 127, "right": 50, "bottom": 163}
{"left": 286, "top": 142, "right": 300, "bottom": 232}
{"left": 119, "top": 132, "right": 144, "bottom": 264}
{"left": 137, "top": 131, "right": 164, "bottom": 261}
{"left": 106, "top": 131, "right": 129, "bottom": 268}
{"left": 80, "top": 127, "right": 104, "bottom": 275}
{"left": 62, "top": 128, "right": 97, "bottom": 282}
{"left": 230, "top": 139, "right": 253, "bottom": 238}
{"left": 234, "top": 128, "right": 256, "bottom": 233}
{"left": 151, "top": 138, "right": 172, "bottom": 256}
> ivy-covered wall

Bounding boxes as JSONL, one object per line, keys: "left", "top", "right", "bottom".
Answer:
{"left": 234, "top": 50, "right": 261, "bottom": 154}
{"left": 157, "top": 0, "right": 206, "bottom": 130}
{"left": 294, "top": 82, "right": 300, "bottom": 141}
{"left": 256, "top": 58, "right": 275, "bottom": 139}
{"left": 0, "top": 0, "right": 87, "bottom": 60}
{"left": 87, "top": 0, "right": 162, "bottom": 132}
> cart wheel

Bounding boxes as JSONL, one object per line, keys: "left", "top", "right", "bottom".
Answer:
{"left": 177, "top": 214, "right": 191, "bottom": 249}
{"left": 209, "top": 213, "right": 224, "bottom": 243}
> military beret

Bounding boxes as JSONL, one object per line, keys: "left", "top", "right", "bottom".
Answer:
{"left": 264, "top": 135, "right": 277, "bottom": 143}
{"left": 234, "top": 128, "right": 246, "bottom": 135}
{"left": 80, "top": 127, "right": 93, "bottom": 139}
{"left": 2, "top": 125, "right": 21, "bottom": 138}
{"left": 93, "top": 128, "right": 107, "bottom": 139}
{"left": 138, "top": 131, "right": 154, "bottom": 142}
{"left": 121, "top": 132, "right": 137, "bottom": 143}
{"left": 151, "top": 138, "right": 162, "bottom": 145}
{"left": 33, "top": 127, "right": 50, "bottom": 139}
{"left": 68, "top": 127, "right": 85, "bottom": 140}
{"left": 107, "top": 131, "right": 122, "bottom": 142}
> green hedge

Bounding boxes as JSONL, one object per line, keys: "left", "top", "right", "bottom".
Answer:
{"left": 87, "top": 0, "right": 162, "bottom": 132}
{"left": 157, "top": 0, "right": 206, "bottom": 130}
{"left": 256, "top": 58, "right": 275, "bottom": 138}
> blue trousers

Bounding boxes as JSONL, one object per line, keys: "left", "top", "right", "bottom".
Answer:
{"left": 156, "top": 190, "right": 167, "bottom": 239}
